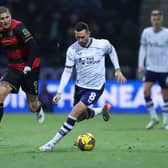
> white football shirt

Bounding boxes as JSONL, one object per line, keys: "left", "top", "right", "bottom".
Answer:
{"left": 139, "top": 27, "right": 168, "bottom": 72}
{"left": 65, "top": 38, "right": 120, "bottom": 89}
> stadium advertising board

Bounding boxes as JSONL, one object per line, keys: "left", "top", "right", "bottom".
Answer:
{"left": 4, "top": 80, "right": 163, "bottom": 113}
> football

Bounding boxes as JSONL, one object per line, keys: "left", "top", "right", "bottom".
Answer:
{"left": 75, "top": 133, "right": 95, "bottom": 151}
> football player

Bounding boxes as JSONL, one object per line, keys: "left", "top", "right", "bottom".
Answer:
{"left": 138, "top": 10, "right": 168, "bottom": 129}
{"left": 0, "top": 6, "right": 44, "bottom": 124}
{"left": 39, "top": 21, "right": 126, "bottom": 151}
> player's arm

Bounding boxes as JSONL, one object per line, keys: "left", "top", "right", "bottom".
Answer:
{"left": 53, "top": 47, "right": 75, "bottom": 104}
{"left": 53, "top": 66, "right": 73, "bottom": 104}
{"left": 138, "top": 45, "right": 146, "bottom": 73}
{"left": 138, "top": 30, "right": 147, "bottom": 74}
{"left": 15, "top": 23, "right": 39, "bottom": 73}
{"left": 106, "top": 41, "right": 126, "bottom": 83}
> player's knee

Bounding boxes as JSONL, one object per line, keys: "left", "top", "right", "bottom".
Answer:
{"left": 77, "top": 111, "right": 87, "bottom": 122}
{"left": 0, "top": 86, "right": 9, "bottom": 102}
{"left": 144, "top": 89, "right": 150, "bottom": 97}
{"left": 28, "top": 101, "right": 40, "bottom": 112}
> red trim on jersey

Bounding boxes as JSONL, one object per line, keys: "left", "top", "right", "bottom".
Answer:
{"left": 7, "top": 48, "right": 28, "bottom": 59}
{"left": 1, "top": 36, "right": 18, "bottom": 46}
{"left": 8, "top": 57, "right": 40, "bottom": 71}
{"left": 8, "top": 63, "right": 25, "bottom": 71}
{"left": 32, "top": 57, "right": 40, "bottom": 69}
{"left": 10, "top": 19, "right": 22, "bottom": 29}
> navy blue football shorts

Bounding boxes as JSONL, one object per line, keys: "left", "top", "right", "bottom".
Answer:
{"left": 144, "top": 70, "right": 168, "bottom": 89}
{"left": 73, "top": 84, "right": 105, "bottom": 106}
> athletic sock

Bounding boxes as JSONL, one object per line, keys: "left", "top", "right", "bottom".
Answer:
{"left": 145, "top": 96, "right": 158, "bottom": 119}
{"left": 162, "top": 100, "right": 168, "bottom": 124}
{"left": 78, "top": 107, "right": 102, "bottom": 121}
{"left": 52, "top": 115, "right": 77, "bottom": 143}
{"left": 35, "top": 104, "right": 44, "bottom": 113}
{"left": 0, "top": 103, "right": 4, "bottom": 122}
{"left": 90, "top": 107, "right": 102, "bottom": 116}
{"left": 77, "top": 107, "right": 102, "bottom": 122}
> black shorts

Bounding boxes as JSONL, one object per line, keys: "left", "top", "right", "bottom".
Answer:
{"left": 144, "top": 70, "right": 168, "bottom": 89}
{"left": 1, "top": 67, "right": 40, "bottom": 95}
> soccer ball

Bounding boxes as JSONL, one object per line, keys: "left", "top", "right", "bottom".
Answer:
{"left": 75, "top": 133, "right": 95, "bottom": 151}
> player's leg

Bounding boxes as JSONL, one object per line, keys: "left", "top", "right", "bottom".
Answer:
{"left": 160, "top": 85, "right": 168, "bottom": 129}
{"left": 161, "top": 96, "right": 168, "bottom": 129}
{"left": 144, "top": 82, "right": 159, "bottom": 129}
{"left": 22, "top": 68, "right": 44, "bottom": 124}
{"left": 77, "top": 104, "right": 111, "bottom": 122}
{"left": 39, "top": 85, "right": 110, "bottom": 151}
{"left": 39, "top": 101, "right": 87, "bottom": 151}
{"left": 39, "top": 105, "right": 111, "bottom": 151}
{"left": 26, "top": 93, "right": 45, "bottom": 124}
{"left": 0, "top": 81, "right": 12, "bottom": 122}
{"left": 0, "top": 68, "right": 21, "bottom": 123}
{"left": 143, "top": 71, "right": 159, "bottom": 129}
{"left": 76, "top": 85, "right": 110, "bottom": 122}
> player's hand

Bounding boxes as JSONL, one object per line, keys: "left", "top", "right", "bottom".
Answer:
{"left": 23, "top": 66, "right": 31, "bottom": 74}
{"left": 138, "top": 67, "right": 145, "bottom": 74}
{"left": 137, "top": 67, "right": 145, "bottom": 80}
{"left": 52, "top": 93, "right": 62, "bottom": 104}
{"left": 115, "top": 70, "right": 126, "bottom": 83}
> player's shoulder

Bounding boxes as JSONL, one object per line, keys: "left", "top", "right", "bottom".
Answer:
{"left": 66, "top": 41, "right": 78, "bottom": 55}
{"left": 92, "top": 37, "right": 109, "bottom": 43}
{"left": 142, "top": 27, "right": 153, "bottom": 33}
{"left": 92, "top": 38, "right": 111, "bottom": 47}
{"left": 162, "top": 27, "right": 168, "bottom": 32}
{"left": 11, "top": 19, "right": 23, "bottom": 29}
{"left": 68, "top": 41, "right": 78, "bottom": 50}
{"left": 141, "top": 27, "right": 154, "bottom": 37}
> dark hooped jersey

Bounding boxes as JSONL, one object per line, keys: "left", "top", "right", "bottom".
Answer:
{"left": 0, "top": 19, "right": 40, "bottom": 71}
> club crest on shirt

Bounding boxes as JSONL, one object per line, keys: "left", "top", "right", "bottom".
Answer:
{"left": 77, "top": 51, "right": 82, "bottom": 55}
{"left": 78, "top": 58, "right": 85, "bottom": 64}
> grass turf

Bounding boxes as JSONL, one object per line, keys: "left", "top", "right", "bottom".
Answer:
{"left": 0, "top": 113, "right": 168, "bottom": 168}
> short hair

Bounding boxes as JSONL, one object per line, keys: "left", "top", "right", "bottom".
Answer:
{"left": 151, "top": 9, "right": 163, "bottom": 16}
{"left": 75, "top": 22, "right": 90, "bottom": 32}
{"left": 0, "top": 6, "right": 10, "bottom": 14}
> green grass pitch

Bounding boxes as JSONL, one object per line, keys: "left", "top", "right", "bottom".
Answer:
{"left": 0, "top": 113, "right": 168, "bottom": 168}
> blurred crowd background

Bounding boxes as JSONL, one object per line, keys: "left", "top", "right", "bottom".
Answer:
{"left": 0, "top": 0, "right": 166, "bottom": 80}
